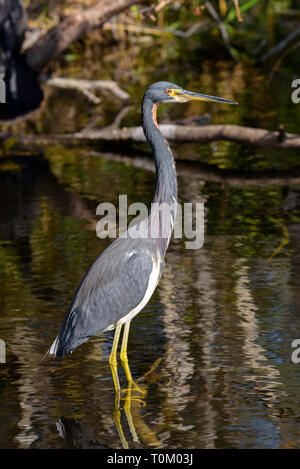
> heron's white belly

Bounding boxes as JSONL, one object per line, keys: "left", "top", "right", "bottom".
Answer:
{"left": 117, "top": 258, "right": 161, "bottom": 326}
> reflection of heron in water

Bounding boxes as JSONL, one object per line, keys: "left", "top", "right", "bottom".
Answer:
{"left": 0, "top": 0, "right": 43, "bottom": 119}
{"left": 55, "top": 356, "right": 165, "bottom": 449}
{"left": 49, "top": 82, "right": 236, "bottom": 395}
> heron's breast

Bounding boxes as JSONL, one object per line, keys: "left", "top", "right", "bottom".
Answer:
{"left": 118, "top": 252, "right": 162, "bottom": 325}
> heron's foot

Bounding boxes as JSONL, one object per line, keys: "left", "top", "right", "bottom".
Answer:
{"left": 119, "top": 352, "right": 146, "bottom": 395}
{"left": 133, "top": 384, "right": 147, "bottom": 398}
{"left": 122, "top": 394, "right": 146, "bottom": 408}
{"left": 122, "top": 390, "right": 147, "bottom": 408}
{"left": 121, "top": 381, "right": 147, "bottom": 398}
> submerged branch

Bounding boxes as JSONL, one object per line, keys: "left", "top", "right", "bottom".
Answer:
{"left": 89, "top": 151, "right": 300, "bottom": 187}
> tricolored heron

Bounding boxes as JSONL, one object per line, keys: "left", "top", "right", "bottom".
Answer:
{"left": 49, "top": 81, "right": 236, "bottom": 388}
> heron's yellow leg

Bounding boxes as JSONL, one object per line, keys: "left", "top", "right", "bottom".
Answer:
{"left": 109, "top": 323, "right": 122, "bottom": 395}
{"left": 113, "top": 404, "right": 129, "bottom": 449}
{"left": 123, "top": 384, "right": 140, "bottom": 444}
{"left": 120, "top": 321, "right": 146, "bottom": 398}
{"left": 120, "top": 321, "right": 133, "bottom": 384}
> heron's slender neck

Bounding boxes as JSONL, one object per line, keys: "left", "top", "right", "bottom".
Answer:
{"left": 141, "top": 96, "right": 177, "bottom": 253}
{"left": 141, "top": 97, "right": 177, "bottom": 206}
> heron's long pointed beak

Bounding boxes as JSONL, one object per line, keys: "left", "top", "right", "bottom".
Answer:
{"left": 180, "top": 90, "right": 237, "bottom": 104}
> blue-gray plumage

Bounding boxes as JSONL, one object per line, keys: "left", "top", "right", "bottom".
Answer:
{"left": 49, "top": 81, "right": 236, "bottom": 375}
{"left": 51, "top": 237, "right": 156, "bottom": 358}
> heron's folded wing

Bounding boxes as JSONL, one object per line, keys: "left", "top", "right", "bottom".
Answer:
{"left": 54, "top": 238, "right": 156, "bottom": 356}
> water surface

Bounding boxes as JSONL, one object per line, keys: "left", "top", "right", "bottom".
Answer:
{"left": 0, "top": 146, "right": 300, "bottom": 449}
{"left": 0, "top": 57, "right": 300, "bottom": 449}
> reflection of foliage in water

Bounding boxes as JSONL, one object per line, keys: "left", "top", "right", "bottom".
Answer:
{"left": 0, "top": 243, "right": 41, "bottom": 317}
{"left": 44, "top": 145, "right": 155, "bottom": 205}
{"left": 0, "top": 146, "right": 300, "bottom": 448}
{"left": 201, "top": 181, "right": 300, "bottom": 257}
{"left": 29, "top": 197, "right": 96, "bottom": 294}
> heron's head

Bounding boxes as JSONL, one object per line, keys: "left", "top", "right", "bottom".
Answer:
{"left": 144, "top": 81, "right": 237, "bottom": 105}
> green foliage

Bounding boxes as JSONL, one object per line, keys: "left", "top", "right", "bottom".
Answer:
{"left": 226, "top": 0, "right": 260, "bottom": 22}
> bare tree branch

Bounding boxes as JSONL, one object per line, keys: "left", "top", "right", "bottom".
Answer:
{"left": 261, "top": 25, "right": 300, "bottom": 62}
{"left": 205, "top": 1, "right": 236, "bottom": 60}
{"left": 232, "top": 0, "right": 243, "bottom": 22}
{"left": 25, "top": 0, "right": 147, "bottom": 72}
{"left": 1, "top": 123, "right": 300, "bottom": 150}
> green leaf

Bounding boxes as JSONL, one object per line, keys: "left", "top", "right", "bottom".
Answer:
{"left": 226, "top": 0, "right": 260, "bottom": 22}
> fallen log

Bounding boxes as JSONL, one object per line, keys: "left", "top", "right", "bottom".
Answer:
{"left": 1, "top": 124, "right": 299, "bottom": 150}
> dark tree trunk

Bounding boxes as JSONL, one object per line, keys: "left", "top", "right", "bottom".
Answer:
{"left": 0, "top": 0, "right": 43, "bottom": 119}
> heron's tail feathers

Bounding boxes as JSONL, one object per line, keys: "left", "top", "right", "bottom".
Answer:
{"left": 46, "top": 333, "right": 76, "bottom": 359}
{"left": 44, "top": 307, "right": 91, "bottom": 360}
{"left": 40, "top": 335, "right": 60, "bottom": 361}
{"left": 49, "top": 334, "right": 59, "bottom": 356}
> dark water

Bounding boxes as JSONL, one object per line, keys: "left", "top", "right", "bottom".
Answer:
{"left": 0, "top": 149, "right": 300, "bottom": 449}
{"left": 1, "top": 59, "right": 300, "bottom": 449}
